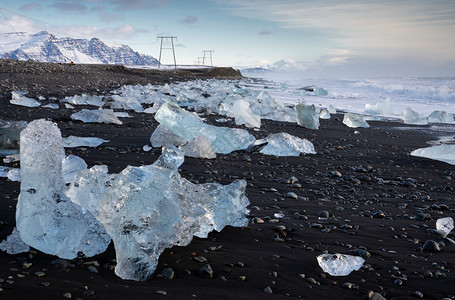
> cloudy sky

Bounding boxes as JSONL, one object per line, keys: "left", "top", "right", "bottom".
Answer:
{"left": 0, "top": 0, "right": 454, "bottom": 76}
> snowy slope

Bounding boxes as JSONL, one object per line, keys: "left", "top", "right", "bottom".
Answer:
{"left": 0, "top": 31, "right": 158, "bottom": 65}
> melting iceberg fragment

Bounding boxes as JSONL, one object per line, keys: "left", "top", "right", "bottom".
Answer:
{"left": 428, "top": 111, "right": 454, "bottom": 124}
{"left": 155, "top": 103, "right": 256, "bottom": 154}
{"left": 317, "top": 253, "right": 365, "bottom": 276}
{"left": 7, "top": 168, "right": 21, "bottom": 182}
{"left": 150, "top": 124, "right": 187, "bottom": 148}
{"left": 62, "top": 155, "right": 88, "bottom": 183}
{"left": 71, "top": 109, "right": 123, "bottom": 125}
{"left": 231, "top": 99, "right": 261, "bottom": 128}
{"left": 108, "top": 95, "right": 144, "bottom": 112}
{"left": 259, "top": 132, "right": 316, "bottom": 156}
{"left": 0, "top": 227, "right": 30, "bottom": 254}
{"left": 180, "top": 135, "right": 216, "bottom": 159}
{"left": 62, "top": 136, "right": 109, "bottom": 148}
{"left": 343, "top": 113, "right": 370, "bottom": 128}
{"left": 67, "top": 146, "right": 249, "bottom": 281}
{"left": 16, "top": 119, "right": 111, "bottom": 259}
{"left": 10, "top": 91, "right": 40, "bottom": 108}
{"left": 62, "top": 94, "right": 104, "bottom": 107}
{"left": 436, "top": 217, "right": 453, "bottom": 238}
{"left": 319, "top": 109, "right": 330, "bottom": 119}
{"left": 410, "top": 144, "right": 455, "bottom": 165}
{"left": 295, "top": 104, "right": 320, "bottom": 130}
{"left": 402, "top": 107, "right": 428, "bottom": 125}
{"left": 364, "top": 98, "right": 394, "bottom": 116}
{"left": 0, "top": 119, "right": 27, "bottom": 151}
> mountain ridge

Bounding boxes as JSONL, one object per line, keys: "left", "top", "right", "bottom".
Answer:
{"left": 0, "top": 31, "right": 158, "bottom": 65}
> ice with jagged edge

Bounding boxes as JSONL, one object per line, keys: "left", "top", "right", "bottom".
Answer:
{"left": 155, "top": 103, "right": 256, "bottom": 154}
{"left": 364, "top": 98, "right": 395, "bottom": 116}
{"left": 319, "top": 109, "right": 330, "bottom": 119}
{"left": 7, "top": 168, "right": 21, "bottom": 182}
{"left": 317, "top": 253, "right": 365, "bottom": 276}
{"left": 63, "top": 136, "right": 109, "bottom": 148}
{"left": 410, "top": 144, "right": 455, "bottom": 165}
{"left": 295, "top": 104, "right": 320, "bottom": 130}
{"left": 402, "top": 107, "right": 428, "bottom": 125}
{"left": 259, "top": 132, "right": 316, "bottom": 156}
{"left": 67, "top": 145, "right": 249, "bottom": 281}
{"left": 1, "top": 119, "right": 28, "bottom": 151}
{"left": 231, "top": 99, "right": 261, "bottom": 128}
{"left": 16, "top": 119, "right": 111, "bottom": 259}
{"left": 62, "top": 94, "right": 105, "bottom": 107}
{"left": 10, "top": 91, "right": 40, "bottom": 108}
{"left": 180, "top": 135, "right": 216, "bottom": 159}
{"left": 0, "top": 227, "right": 30, "bottom": 254}
{"left": 343, "top": 113, "right": 370, "bottom": 128}
{"left": 62, "top": 155, "right": 88, "bottom": 183}
{"left": 150, "top": 124, "right": 187, "bottom": 148}
{"left": 71, "top": 109, "right": 123, "bottom": 125}
{"left": 428, "top": 110, "right": 454, "bottom": 124}
{"left": 436, "top": 217, "right": 453, "bottom": 238}
{"left": 107, "top": 95, "right": 144, "bottom": 112}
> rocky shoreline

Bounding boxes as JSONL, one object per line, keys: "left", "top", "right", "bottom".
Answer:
{"left": 1, "top": 60, "right": 455, "bottom": 299}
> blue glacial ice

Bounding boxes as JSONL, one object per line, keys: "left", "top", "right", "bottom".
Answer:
{"left": 71, "top": 109, "right": 123, "bottom": 125}
{"left": 317, "top": 253, "right": 365, "bottom": 276}
{"left": 259, "top": 132, "right": 316, "bottom": 156}
{"left": 295, "top": 104, "right": 320, "bottom": 130}
{"left": 343, "top": 113, "right": 370, "bottom": 128}
{"left": 410, "top": 144, "right": 455, "bottom": 165}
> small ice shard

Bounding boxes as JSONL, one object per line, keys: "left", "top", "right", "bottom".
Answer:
{"left": 410, "top": 144, "right": 455, "bottom": 165}
{"left": 364, "top": 98, "right": 394, "bottom": 116}
{"left": 4, "top": 154, "right": 20, "bottom": 163}
{"left": 16, "top": 119, "right": 111, "bottom": 259}
{"left": 295, "top": 104, "right": 320, "bottom": 130}
{"left": 62, "top": 94, "right": 104, "bottom": 107}
{"left": 150, "top": 124, "right": 187, "bottom": 148}
{"left": 71, "top": 109, "right": 123, "bottom": 125}
{"left": 319, "top": 109, "right": 330, "bottom": 119}
{"left": 63, "top": 136, "right": 109, "bottom": 148}
{"left": 67, "top": 146, "right": 249, "bottom": 281}
{"left": 108, "top": 95, "right": 144, "bottom": 112}
{"left": 231, "top": 99, "right": 261, "bottom": 128}
{"left": 143, "top": 145, "right": 152, "bottom": 152}
{"left": 402, "top": 107, "right": 428, "bottom": 125}
{"left": 259, "top": 132, "right": 316, "bottom": 156}
{"left": 155, "top": 103, "right": 256, "bottom": 154}
{"left": 43, "top": 103, "right": 59, "bottom": 109}
{"left": 62, "top": 155, "right": 88, "bottom": 183}
{"left": 298, "top": 86, "right": 328, "bottom": 96}
{"left": 7, "top": 168, "right": 21, "bottom": 182}
{"left": 436, "top": 217, "right": 453, "bottom": 238}
{"left": 428, "top": 111, "right": 454, "bottom": 124}
{"left": 180, "top": 135, "right": 216, "bottom": 159}
{"left": 343, "top": 113, "right": 370, "bottom": 128}
{"left": 10, "top": 91, "right": 40, "bottom": 107}
{"left": 114, "top": 112, "right": 132, "bottom": 118}
{"left": 0, "top": 227, "right": 30, "bottom": 254}
{"left": 0, "top": 166, "right": 10, "bottom": 177}
{"left": 65, "top": 104, "right": 75, "bottom": 109}
{"left": 328, "top": 105, "right": 336, "bottom": 114}
{"left": 317, "top": 253, "right": 365, "bottom": 276}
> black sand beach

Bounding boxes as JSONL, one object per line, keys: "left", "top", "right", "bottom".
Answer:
{"left": 1, "top": 60, "right": 454, "bottom": 300}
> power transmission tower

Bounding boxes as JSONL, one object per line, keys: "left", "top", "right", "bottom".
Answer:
{"left": 196, "top": 57, "right": 204, "bottom": 65}
{"left": 202, "top": 50, "right": 214, "bottom": 66}
{"left": 157, "top": 36, "right": 177, "bottom": 68}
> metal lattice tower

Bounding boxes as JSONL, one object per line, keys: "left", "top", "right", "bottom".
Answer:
{"left": 157, "top": 36, "right": 177, "bottom": 68}
{"left": 202, "top": 50, "right": 214, "bottom": 66}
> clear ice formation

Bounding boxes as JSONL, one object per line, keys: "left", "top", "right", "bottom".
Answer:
{"left": 10, "top": 91, "right": 41, "bottom": 108}
{"left": 62, "top": 155, "right": 88, "bottom": 183}
{"left": 317, "top": 253, "right": 365, "bottom": 276}
{"left": 0, "top": 166, "right": 10, "bottom": 177}
{"left": 43, "top": 103, "right": 59, "bottom": 109}
{"left": 62, "top": 94, "right": 104, "bottom": 107}
{"left": 108, "top": 95, "right": 144, "bottom": 112}
{"left": 410, "top": 144, "right": 455, "bottom": 165}
{"left": 7, "top": 168, "right": 21, "bottom": 182}
{"left": 155, "top": 103, "right": 256, "bottom": 154}
{"left": 295, "top": 104, "right": 320, "bottom": 130}
{"left": 428, "top": 110, "right": 454, "bottom": 124}
{"left": 62, "top": 136, "right": 109, "bottom": 148}
{"left": 67, "top": 145, "right": 249, "bottom": 281}
{"left": 0, "top": 227, "right": 30, "bottom": 254}
{"left": 364, "top": 98, "right": 394, "bottom": 116}
{"left": 402, "top": 107, "right": 428, "bottom": 125}
{"left": 16, "top": 119, "right": 111, "bottom": 259}
{"left": 259, "top": 132, "right": 316, "bottom": 157}
{"left": 150, "top": 124, "right": 187, "bottom": 148}
{"left": 71, "top": 109, "right": 123, "bottom": 125}
{"left": 328, "top": 105, "right": 337, "bottom": 114}
{"left": 180, "top": 135, "right": 216, "bottom": 159}
{"left": 231, "top": 99, "right": 261, "bottom": 128}
{"left": 436, "top": 217, "right": 454, "bottom": 238}
{"left": 319, "top": 109, "right": 330, "bottom": 119}
{"left": 0, "top": 119, "right": 28, "bottom": 150}
{"left": 342, "top": 113, "right": 370, "bottom": 128}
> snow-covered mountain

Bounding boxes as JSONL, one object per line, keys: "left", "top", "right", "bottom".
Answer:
{"left": 0, "top": 31, "right": 158, "bottom": 65}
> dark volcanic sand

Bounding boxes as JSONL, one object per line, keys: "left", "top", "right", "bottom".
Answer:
{"left": 1, "top": 60, "right": 455, "bottom": 300}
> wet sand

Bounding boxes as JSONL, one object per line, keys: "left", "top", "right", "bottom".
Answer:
{"left": 1, "top": 60, "right": 454, "bottom": 299}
